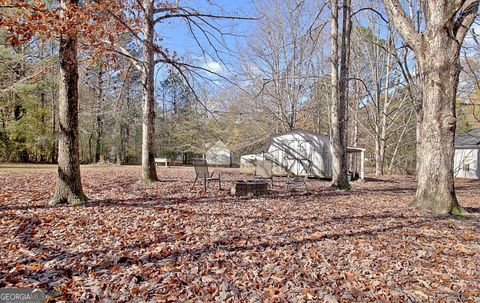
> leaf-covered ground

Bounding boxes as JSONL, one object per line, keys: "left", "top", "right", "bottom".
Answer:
{"left": 1, "top": 164, "right": 479, "bottom": 302}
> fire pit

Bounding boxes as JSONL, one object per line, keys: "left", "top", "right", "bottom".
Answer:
{"left": 231, "top": 180, "right": 268, "bottom": 196}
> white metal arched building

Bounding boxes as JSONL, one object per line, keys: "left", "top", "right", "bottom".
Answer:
{"left": 241, "top": 129, "right": 365, "bottom": 179}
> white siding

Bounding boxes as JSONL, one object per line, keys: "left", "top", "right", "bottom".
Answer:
{"left": 265, "top": 131, "right": 332, "bottom": 178}
{"left": 454, "top": 148, "right": 479, "bottom": 179}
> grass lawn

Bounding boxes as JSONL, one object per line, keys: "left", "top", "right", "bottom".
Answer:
{"left": 0, "top": 164, "right": 479, "bottom": 302}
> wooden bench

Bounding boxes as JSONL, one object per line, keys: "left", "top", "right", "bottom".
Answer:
{"left": 154, "top": 158, "right": 170, "bottom": 167}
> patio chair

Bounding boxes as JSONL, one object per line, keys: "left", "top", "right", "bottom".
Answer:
{"left": 254, "top": 159, "right": 274, "bottom": 189}
{"left": 286, "top": 158, "right": 311, "bottom": 191}
{"left": 191, "top": 158, "right": 221, "bottom": 191}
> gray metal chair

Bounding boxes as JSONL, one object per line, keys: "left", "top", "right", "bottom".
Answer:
{"left": 285, "top": 158, "right": 311, "bottom": 191}
{"left": 191, "top": 158, "right": 221, "bottom": 191}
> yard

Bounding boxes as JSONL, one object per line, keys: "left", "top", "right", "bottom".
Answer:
{"left": 0, "top": 164, "right": 479, "bottom": 302}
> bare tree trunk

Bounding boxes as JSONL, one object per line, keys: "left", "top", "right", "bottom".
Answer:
{"left": 330, "top": 0, "right": 351, "bottom": 189}
{"left": 373, "top": 41, "right": 382, "bottom": 176}
{"left": 414, "top": 63, "right": 423, "bottom": 176}
{"left": 330, "top": 0, "right": 339, "bottom": 178}
{"left": 39, "top": 92, "right": 46, "bottom": 162}
{"left": 0, "top": 109, "right": 5, "bottom": 132}
{"left": 50, "top": 82, "right": 57, "bottom": 163}
{"left": 413, "top": 51, "right": 461, "bottom": 214}
{"left": 88, "top": 133, "right": 93, "bottom": 163}
{"left": 351, "top": 81, "right": 359, "bottom": 147}
{"left": 51, "top": 0, "right": 87, "bottom": 206}
{"left": 117, "top": 121, "right": 125, "bottom": 165}
{"left": 141, "top": 0, "right": 159, "bottom": 182}
{"left": 383, "top": 0, "right": 479, "bottom": 214}
{"left": 95, "top": 64, "right": 104, "bottom": 163}
{"left": 377, "top": 38, "right": 392, "bottom": 176}
{"left": 374, "top": 124, "right": 381, "bottom": 175}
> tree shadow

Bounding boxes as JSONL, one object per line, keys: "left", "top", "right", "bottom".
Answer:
{"left": 0, "top": 204, "right": 55, "bottom": 212}
{"left": 3, "top": 212, "right": 430, "bottom": 272}
{"left": 363, "top": 177, "right": 403, "bottom": 183}
{"left": 0, "top": 183, "right": 416, "bottom": 212}
{"left": 463, "top": 207, "right": 480, "bottom": 214}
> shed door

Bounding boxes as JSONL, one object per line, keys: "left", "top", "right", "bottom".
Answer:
{"left": 284, "top": 140, "right": 312, "bottom": 176}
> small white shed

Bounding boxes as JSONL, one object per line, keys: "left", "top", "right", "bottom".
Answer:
{"left": 205, "top": 140, "right": 233, "bottom": 166}
{"left": 262, "top": 129, "right": 365, "bottom": 179}
{"left": 454, "top": 129, "right": 480, "bottom": 179}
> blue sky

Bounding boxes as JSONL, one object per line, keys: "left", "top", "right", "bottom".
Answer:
{"left": 155, "top": 0, "right": 257, "bottom": 82}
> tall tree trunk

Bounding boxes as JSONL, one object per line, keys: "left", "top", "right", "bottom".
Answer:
{"left": 116, "top": 121, "right": 124, "bottom": 165}
{"left": 388, "top": 106, "right": 414, "bottom": 173}
{"left": 377, "top": 39, "right": 392, "bottom": 176}
{"left": 0, "top": 109, "right": 5, "bottom": 132}
{"left": 95, "top": 64, "right": 104, "bottom": 163}
{"left": 383, "top": 0, "right": 479, "bottom": 215}
{"left": 330, "top": 0, "right": 351, "bottom": 189}
{"left": 51, "top": 0, "right": 87, "bottom": 206}
{"left": 39, "top": 92, "right": 46, "bottom": 162}
{"left": 88, "top": 132, "right": 94, "bottom": 163}
{"left": 413, "top": 50, "right": 462, "bottom": 214}
{"left": 414, "top": 62, "right": 424, "bottom": 177}
{"left": 374, "top": 126, "right": 381, "bottom": 175}
{"left": 51, "top": 83, "right": 57, "bottom": 163}
{"left": 373, "top": 40, "right": 383, "bottom": 176}
{"left": 330, "top": 0, "right": 339, "bottom": 179}
{"left": 141, "top": 0, "right": 159, "bottom": 182}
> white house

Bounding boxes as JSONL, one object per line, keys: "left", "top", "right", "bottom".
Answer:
{"left": 205, "top": 140, "right": 233, "bottom": 166}
{"left": 454, "top": 129, "right": 480, "bottom": 179}
{"left": 240, "top": 129, "right": 365, "bottom": 179}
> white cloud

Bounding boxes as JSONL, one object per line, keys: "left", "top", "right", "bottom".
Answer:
{"left": 202, "top": 61, "right": 223, "bottom": 73}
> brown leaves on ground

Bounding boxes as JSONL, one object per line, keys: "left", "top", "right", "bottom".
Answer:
{"left": 0, "top": 165, "right": 479, "bottom": 302}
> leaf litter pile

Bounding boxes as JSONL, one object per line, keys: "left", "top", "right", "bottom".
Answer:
{"left": 0, "top": 165, "right": 479, "bottom": 302}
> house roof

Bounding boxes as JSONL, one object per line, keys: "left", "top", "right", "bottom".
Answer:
{"left": 455, "top": 128, "right": 480, "bottom": 146}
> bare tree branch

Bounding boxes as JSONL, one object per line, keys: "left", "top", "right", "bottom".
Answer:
{"left": 383, "top": 0, "right": 422, "bottom": 50}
